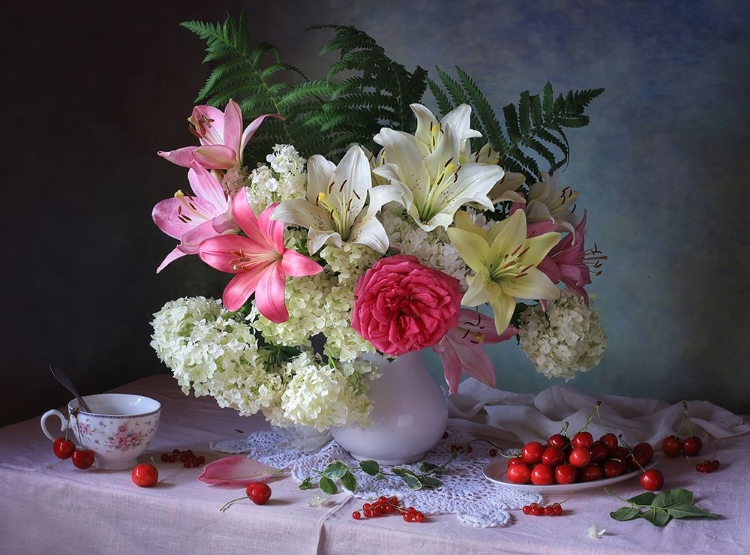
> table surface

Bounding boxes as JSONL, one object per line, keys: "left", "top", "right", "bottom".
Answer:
{"left": 2, "top": 374, "right": 749, "bottom": 555}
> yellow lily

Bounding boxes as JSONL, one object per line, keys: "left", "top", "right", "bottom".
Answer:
{"left": 447, "top": 210, "right": 561, "bottom": 333}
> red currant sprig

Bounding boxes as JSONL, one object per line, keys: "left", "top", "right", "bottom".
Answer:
{"left": 696, "top": 459, "right": 720, "bottom": 473}
{"left": 160, "top": 449, "right": 206, "bottom": 468}
{"left": 522, "top": 502, "right": 564, "bottom": 516}
{"left": 351, "top": 496, "right": 426, "bottom": 523}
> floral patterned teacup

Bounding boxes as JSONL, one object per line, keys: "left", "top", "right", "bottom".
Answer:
{"left": 41, "top": 393, "right": 161, "bottom": 470}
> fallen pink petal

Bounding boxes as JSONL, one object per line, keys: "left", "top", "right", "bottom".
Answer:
{"left": 198, "top": 456, "right": 285, "bottom": 486}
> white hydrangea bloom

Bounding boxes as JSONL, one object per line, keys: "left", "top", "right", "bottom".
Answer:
{"left": 272, "top": 352, "right": 377, "bottom": 431}
{"left": 150, "top": 297, "right": 273, "bottom": 401}
{"left": 245, "top": 144, "right": 307, "bottom": 212}
{"left": 382, "top": 205, "right": 471, "bottom": 290}
{"left": 518, "top": 289, "right": 607, "bottom": 380}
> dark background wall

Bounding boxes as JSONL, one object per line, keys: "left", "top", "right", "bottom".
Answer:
{"left": 3, "top": 0, "right": 749, "bottom": 427}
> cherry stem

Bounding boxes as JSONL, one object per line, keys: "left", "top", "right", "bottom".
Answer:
{"left": 683, "top": 401, "right": 694, "bottom": 437}
{"left": 220, "top": 496, "right": 249, "bottom": 512}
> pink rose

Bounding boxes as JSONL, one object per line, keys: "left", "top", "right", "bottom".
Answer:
{"left": 351, "top": 255, "right": 462, "bottom": 356}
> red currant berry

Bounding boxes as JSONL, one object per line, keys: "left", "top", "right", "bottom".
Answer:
{"left": 551, "top": 503, "right": 563, "bottom": 516}
{"left": 544, "top": 505, "right": 556, "bottom": 516}
{"left": 489, "top": 449, "right": 498, "bottom": 457}
{"left": 681, "top": 436, "right": 702, "bottom": 457}
{"left": 71, "top": 448, "right": 95, "bottom": 469}
{"left": 53, "top": 437, "right": 76, "bottom": 459}
{"left": 640, "top": 469, "right": 664, "bottom": 491}
{"left": 415, "top": 512, "right": 425, "bottom": 523}
{"left": 352, "top": 511, "right": 361, "bottom": 520}
{"left": 522, "top": 505, "right": 532, "bottom": 515}
{"left": 662, "top": 435, "right": 682, "bottom": 457}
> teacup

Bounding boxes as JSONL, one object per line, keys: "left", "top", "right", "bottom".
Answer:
{"left": 41, "top": 393, "right": 161, "bottom": 470}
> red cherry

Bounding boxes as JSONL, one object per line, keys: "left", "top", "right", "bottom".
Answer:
{"left": 506, "top": 462, "right": 532, "bottom": 484}
{"left": 681, "top": 436, "right": 703, "bottom": 457}
{"left": 567, "top": 447, "right": 591, "bottom": 468}
{"left": 71, "top": 448, "right": 95, "bottom": 469}
{"left": 572, "top": 431, "right": 594, "bottom": 450}
{"left": 521, "top": 441, "right": 545, "bottom": 465}
{"left": 553, "top": 464, "right": 578, "bottom": 485}
{"left": 640, "top": 469, "right": 664, "bottom": 491}
{"left": 662, "top": 435, "right": 682, "bottom": 457}
{"left": 601, "top": 458, "right": 625, "bottom": 478}
{"left": 541, "top": 446, "right": 566, "bottom": 467}
{"left": 599, "top": 433, "right": 618, "bottom": 453}
{"left": 588, "top": 441, "right": 610, "bottom": 464}
{"left": 53, "top": 437, "right": 76, "bottom": 459}
{"left": 507, "top": 455, "right": 525, "bottom": 468}
{"left": 131, "top": 463, "right": 159, "bottom": 487}
{"left": 530, "top": 463, "right": 554, "bottom": 485}
{"left": 245, "top": 482, "right": 272, "bottom": 505}
{"left": 628, "top": 442, "right": 655, "bottom": 469}
{"left": 547, "top": 433, "right": 568, "bottom": 450}
{"left": 579, "top": 463, "right": 603, "bottom": 482}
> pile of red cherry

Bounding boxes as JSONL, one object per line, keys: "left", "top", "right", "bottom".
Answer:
{"left": 506, "top": 430, "right": 664, "bottom": 491}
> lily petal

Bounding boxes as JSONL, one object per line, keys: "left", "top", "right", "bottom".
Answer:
{"left": 197, "top": 456, "right": 283, "bottom": 486}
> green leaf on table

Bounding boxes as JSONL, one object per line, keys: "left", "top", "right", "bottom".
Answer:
{"left": 652, "top": 488, "right": 693, "bottom": 508}
{"left": 340, "top": 471, "right": 357, "bottom": 492}
{"left": 323, "top": 461, "right": 350, "bottom": 480}
{"left": 610, "top": 507, "right": 640, "bottom": 521}
{"left": 627, "top": 491, "right": 657, "bottom": 506}
{"left": 299, "top": 477, "right": 313, "bottom": 490}
{"left": 642, "top": 508, "right": 672, "bottom": 527}
{"left": 666, "top": 504, "right": 721, "bottom": 519}
{"left": 319, "top": 476, "right": 338, "bottom": 495}
{"left": 359, "top": 460, "right": 380, "bottom": 475}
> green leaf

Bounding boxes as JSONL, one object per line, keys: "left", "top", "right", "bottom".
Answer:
{"left": 359, "top": 460, "right": 380, "bottom": 476}
{"left": 392, "top": 468, "right": 423, "bottom": 490}
{"left": 652, "top": 488, "right": 693, "bottom": 508}
{"left": 322, "top": 461, "right": 349, "bottom": 480}
{"left": 418, "top": 475, "right": 443, "bottom": 489}
{"left": 416, "top": 461, "right": 439, "bottom": 473}
{"left": 610, "top": 507, "right": 640, "bottom": 521}
{"left": 642, "top": 508, "right": 672, "bottom": 527}
{"left": 299, "top": 477, "right": 313, "bottom": 490}
{"left": 627, "top": 491, "right": 657, "bottom": 506}
{"left": 666, "top": 504, "right": 721, "bottom": 519}
{"left": 319, "top": 476, "right": 338, "bottom": 495}
{"left": 340, "top": 471, "right": 357, "bottom": 492}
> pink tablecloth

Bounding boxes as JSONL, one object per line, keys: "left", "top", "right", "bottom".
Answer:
{"left": 1, "top": 374, "right": 748, "bottom": 555}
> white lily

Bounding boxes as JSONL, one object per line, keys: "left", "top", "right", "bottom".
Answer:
{"left": 527, "top": 171, "right": 580, "bottom": 232}
{"left": 271, "top": 145, "right": 401, "bottom": 254}
{"left": 373, "top": 104, "right": 504, "bottom": 232}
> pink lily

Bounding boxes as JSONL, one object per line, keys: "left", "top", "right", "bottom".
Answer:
{"left": 158, "top": 99, "right": 279, "bottom": 169}
{"left": 433, "top": 309, "right": 517, "bottom": 394}
{"left": 537, "top": 210, "right": 594, "bottom": 304}
{"left": 152, "top": 161, "right": 238, "bottom": 273}
{"left": 198, "top": 194, "right": 324, "bottom": 320}
{"left": 197, "top": 456, "right": 284, "bottom": 486}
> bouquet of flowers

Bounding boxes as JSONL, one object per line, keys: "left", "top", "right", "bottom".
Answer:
{"left": 150, "top": 15, "right": 607, "bottom": 431}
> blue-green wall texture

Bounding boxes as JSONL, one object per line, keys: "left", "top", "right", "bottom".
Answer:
{"left": 4, "top": 0, "right": 748, "bottom": 426}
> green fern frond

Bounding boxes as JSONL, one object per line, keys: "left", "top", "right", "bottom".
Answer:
{"left": 430, "top": 67, "right": 603, "bottom": 183}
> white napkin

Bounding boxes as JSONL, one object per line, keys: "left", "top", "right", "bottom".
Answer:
{"left": 447, "top": 379, "right": 750, "bottom": 447}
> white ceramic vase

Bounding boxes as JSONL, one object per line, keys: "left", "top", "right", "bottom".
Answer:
{"left": 330, "top": 350, "right": 448, "bottom": 465}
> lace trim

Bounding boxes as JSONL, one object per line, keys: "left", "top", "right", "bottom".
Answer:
{"left": 212, "top": 431, "right": 541, "bottom": 527}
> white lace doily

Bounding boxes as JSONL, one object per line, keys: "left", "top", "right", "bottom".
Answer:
{"left": 212, "top": 431, "right": 541, "bottom": 527}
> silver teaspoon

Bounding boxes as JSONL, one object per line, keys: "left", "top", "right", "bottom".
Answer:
{"left": 49, "top": 363, "right": 93, "bottom": 413}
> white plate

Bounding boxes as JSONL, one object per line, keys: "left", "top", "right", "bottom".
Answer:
{"left": 483, "top": 456, "right": 658, "bottom": 494}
